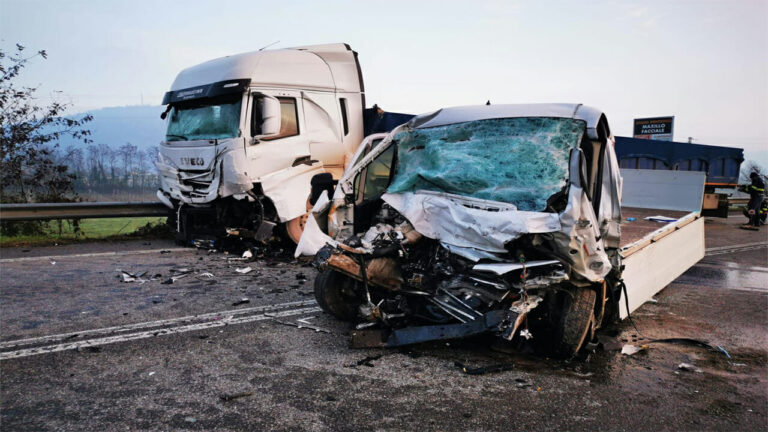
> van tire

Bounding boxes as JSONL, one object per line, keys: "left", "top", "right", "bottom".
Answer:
{"left": 557, "top": 287, "right": 596, "bottom": 357}
{"left": 314, "top": 270, "right": 360, "bottom": 321}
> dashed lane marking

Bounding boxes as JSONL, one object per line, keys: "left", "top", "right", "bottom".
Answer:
{"left": 0, "top": 300, "right": 317, "bottom": 350}
{"left": 0, "top": 306, "right": 322, "bottom": 360}
{"left": 0, "top": 247, "right": 190, "bottom": 263}
{"left": 705, "top": 241, "right": 768, "bottom": 256}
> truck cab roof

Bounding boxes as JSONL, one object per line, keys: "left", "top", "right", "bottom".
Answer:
{"left": 168, "top": 43, "right": 363, "bottom": 95}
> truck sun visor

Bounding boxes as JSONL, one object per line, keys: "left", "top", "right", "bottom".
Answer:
{"left": 162, "top": 79, "right": 252, "bottom": 105}
{"left": 387, "top": 117, "right": 585, "bottom": 212}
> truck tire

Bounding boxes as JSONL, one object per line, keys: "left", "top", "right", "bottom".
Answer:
{"left": 285, "top": 213, "right": 309, "bottom": 244}
{"left": 557, "top": 287, "right": 596, "bottom": 357}
{"left": 284, "top": 198, "right": 313, "bottom": 244}
{"left": 314, "top": 270, "right": 360, "bottom": 321}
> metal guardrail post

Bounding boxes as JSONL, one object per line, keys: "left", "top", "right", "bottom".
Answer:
{"left": 0, "top": 202, "right": 170, "bottom": 221}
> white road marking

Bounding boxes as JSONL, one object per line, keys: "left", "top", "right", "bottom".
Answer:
{"left": 0, "top": 247, "right": 190, "bottom": 263}
{"left": 704, "top": 241, "right": 768, "bottom": 256}
{"left": 0, "top": 299, "right": 317, "bottom": 350}
{"left": 0, "top": 306, "right": 322, "bottom": 360}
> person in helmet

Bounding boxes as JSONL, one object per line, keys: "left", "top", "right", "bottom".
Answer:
{"left": 740, "top": 172, "right": 765, "bottom": 231}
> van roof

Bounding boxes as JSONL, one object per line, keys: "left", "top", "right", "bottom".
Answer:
{"left": 410, "top": 104, "right": 610, "bottom": 139}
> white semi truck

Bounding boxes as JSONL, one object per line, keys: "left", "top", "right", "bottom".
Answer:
{"left": 155, "top": 43, "right": 411, "bottom": 244}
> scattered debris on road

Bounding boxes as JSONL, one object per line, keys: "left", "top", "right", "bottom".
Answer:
{"left": 621, "top": 344, "right": 648, "bottom": 356}
{"left": 455, "top": 361, "right": 516, "bottom": 375}
{"left": 220, "top": 392, "right": 253, "bottom": 402}
{"left": 235, "top": 267, "right": 253, "bottom": 274}
{"left": 266, "top": 315, "right": 330, "bottom": 333}
{"left": 349, "top": 354, "right": 384, "bottom": 368}
{"left": 644, "top": 215, "right": 679, "bottom": 223}
{"left": 647, "top": 338, "right": 731, "bottom": 358}
{"left": 678, "top": 362, "right": 703, "bottom": 373}
{"left": 117, "top": 270, "right": 147, "bottom": 283}
{"left": 232, "top": 298, "right": 250, "bottom": 306}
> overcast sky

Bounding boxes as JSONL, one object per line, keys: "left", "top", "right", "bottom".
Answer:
{"left": 2, "top": 0, "right": 766, "bottom": 162}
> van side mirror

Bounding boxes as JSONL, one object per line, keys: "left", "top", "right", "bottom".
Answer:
{"left": 252, "top": 94, "right": 282, "bottom": 138}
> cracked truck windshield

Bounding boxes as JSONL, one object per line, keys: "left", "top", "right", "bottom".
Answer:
{"left": 165, "top": 94, "right": 242, "bottom": 142}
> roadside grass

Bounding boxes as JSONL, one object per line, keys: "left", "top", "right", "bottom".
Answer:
{"left": 0, "top": 217, "right": 172, "bottom": 247}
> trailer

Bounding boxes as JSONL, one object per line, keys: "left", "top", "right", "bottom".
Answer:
{"left": 615, "top": 136, "right": 743, "bottom": 218}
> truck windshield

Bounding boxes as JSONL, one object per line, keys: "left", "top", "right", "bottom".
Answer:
{"left": 165, "top": 94, "right": 242, "bottom": 142}
{"left": 387, "top": 117, "right": 585, "bottom": 211}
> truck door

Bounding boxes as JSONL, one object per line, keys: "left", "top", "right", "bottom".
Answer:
{"left": 246, "top": 90, "right": 310, "bottom": 179}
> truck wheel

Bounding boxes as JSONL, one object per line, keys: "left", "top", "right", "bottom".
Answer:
{"left": 557, "top": 287, "right": 596, "bottom": 357}
{"left": 314, "top": 270, "right": 360, "bottom": 321}
{"left": 284, "top": 198, "right": 313, "bottom": 244}
{"left": 285, "top": 213, "right": 309, "bottom": 244}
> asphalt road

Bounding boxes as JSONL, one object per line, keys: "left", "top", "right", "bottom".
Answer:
{"left": 0, "top": 216, "right": 766, "bottom": 431}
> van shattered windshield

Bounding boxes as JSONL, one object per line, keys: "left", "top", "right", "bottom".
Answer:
{"left": 165, "top": 94, "right": 242, "bottom": 142}
{"left": 387, "top": 117, "right": 585, "bottom": 211}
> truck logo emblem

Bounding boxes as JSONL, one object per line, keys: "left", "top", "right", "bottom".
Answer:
{"left": 181, "top": 157, "right": 205, "bottom": 166}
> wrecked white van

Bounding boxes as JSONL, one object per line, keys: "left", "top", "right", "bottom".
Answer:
{"left": 298, "top": 104, "right": 705, "bottom": 356}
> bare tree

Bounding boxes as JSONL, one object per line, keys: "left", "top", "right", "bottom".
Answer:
{"left": 740, "top": 160, "right": 766, "bottom": 183}
{"left": 118, "top": 143, "right": 138, "bottom": 185}
{"left": 0, "top": 44, "right": 92, "bottom": 204}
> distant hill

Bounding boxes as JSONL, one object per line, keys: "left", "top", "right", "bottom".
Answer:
{"left": 58, "top": 104, "right": 768, "bottom": 173}
{"left": 58, "top": 105, "right": 166, "bottom": 150}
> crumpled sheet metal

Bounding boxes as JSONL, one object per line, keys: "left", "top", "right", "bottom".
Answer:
{"left": 294, "top": 190, "right": 338, "bottom": 257}
{"left": 382, "top": 192, "right": 561, "bottom": 253}
{"left": 260, "top": 162, "right": 326, "bottom": 222}
{"left": 546, "top": 149, "right": 612, "bottom": 282}
{"left": 318, "top": 252, "right": 404, "bottom": 291}
{"left": 380, "top": 147, "right": 612, "bottom": 283}
{"left": 598, "top": 139, "right": 623, "bottom": 251}
{"left": 157, "top": 138, "right": 251, "bottom": 205}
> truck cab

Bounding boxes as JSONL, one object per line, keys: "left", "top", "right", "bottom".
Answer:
{"left": 156, "top": 44, "right": 367, "bottom": 244}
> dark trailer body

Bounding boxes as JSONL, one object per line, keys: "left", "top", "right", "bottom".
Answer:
{"left": 615, "top": 136, "right": 744, "bottom": 217}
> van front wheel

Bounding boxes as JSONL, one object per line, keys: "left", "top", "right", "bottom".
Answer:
{"left": 313, "top": 270, "right": 361, "bottom": 321}
{"left": 556, "top": 287, "right": 596, "bottom": 357}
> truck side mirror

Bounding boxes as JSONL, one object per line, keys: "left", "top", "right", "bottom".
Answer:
{"left": 252, "top": 94, "right": 282, "bottom": 138}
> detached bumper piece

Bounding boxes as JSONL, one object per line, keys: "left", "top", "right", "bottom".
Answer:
{"left": 350, "top": 309, "right": 519, "bottom": 348}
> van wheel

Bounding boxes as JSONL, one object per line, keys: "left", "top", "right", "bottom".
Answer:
{"left": 556, "top": 287, "right": 596, "bottom": 357}
{"left": 314, "top": 270, "right": 361, "bottom": 321}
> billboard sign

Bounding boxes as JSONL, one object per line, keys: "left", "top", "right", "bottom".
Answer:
{"left": 633, "top": 116, "right": 674, "bottom": 141}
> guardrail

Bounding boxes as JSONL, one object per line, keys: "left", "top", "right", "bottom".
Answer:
{"left": 728, "top": 197, "right": 749, "bottom": 206}
{"left": 0, "top": 198, "right": 753, "bottom": 222}
{"left": 0, "top": 202, "right": 170, "bottom": 221}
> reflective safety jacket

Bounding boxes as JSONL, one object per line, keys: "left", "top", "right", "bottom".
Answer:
{"left": 747, "top": 176, "right": 766, "bottom": 199}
